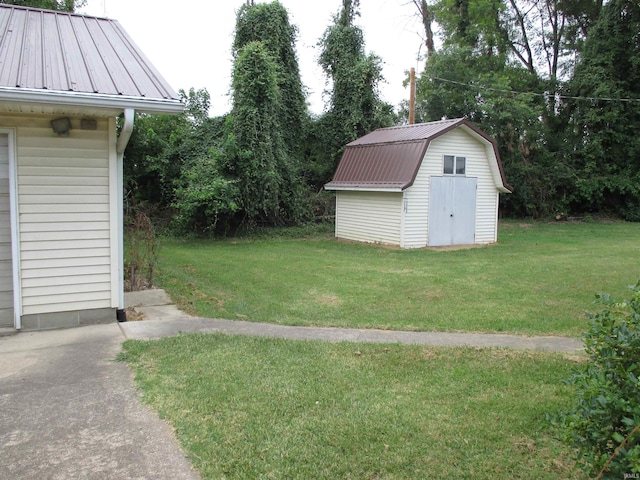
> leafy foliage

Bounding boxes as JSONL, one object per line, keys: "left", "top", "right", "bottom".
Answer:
{"left": 317, "top": 0, "right": 394, "bottom": 176}
{"left": 233, "top": 1, "right": 308, "bottom": 158}
{"left": 3, "top": 0, "right": 85, "bottom": 11}
{"left": 220, "top": 40, "right": 311, "bottom": 228}
{"left": 410, "top": 0, "right": 637, "bottom": 220}
{"left": 556, "top": 282, "right": 640, "bottom": 478}
{"left": 124, "top": 88, "right": 223, "bottom": 213}
{"left": 172, "top": 147, "right": 239, "bottom": 234}
{"left": 562, "top": 0, "right": 640, "bottom": 220}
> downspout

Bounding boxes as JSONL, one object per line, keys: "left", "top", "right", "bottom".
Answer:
{"left": 115, "top": 108, "right": 134, "bottom": 322}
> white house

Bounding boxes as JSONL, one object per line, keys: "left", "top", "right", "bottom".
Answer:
{"left": 0, "top": 4, "right": 183, "bottom": 332}
{"left": 325, "top": 118, "right": 512, "bottom": 249}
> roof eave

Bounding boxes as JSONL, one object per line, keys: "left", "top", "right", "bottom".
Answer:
{"left": 0, "top": 87, "right": 185, "bottom": 115}
{"left": 324, "top": 184, "right": 405, "bottom": 193}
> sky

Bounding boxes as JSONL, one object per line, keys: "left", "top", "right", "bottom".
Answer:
{"left": 79, "top": 0, "right": 427, "bottom": 117}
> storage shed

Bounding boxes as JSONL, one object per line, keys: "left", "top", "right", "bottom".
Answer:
{"left": 325, "top": 118, "right": 512, "bottom": 248}
{"left": 0, "top": 4, "right": 183, "bottom": 332}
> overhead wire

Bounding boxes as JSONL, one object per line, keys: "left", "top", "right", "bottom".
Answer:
{"left": 428, "top": 76, "right": 640, "bottom": 103}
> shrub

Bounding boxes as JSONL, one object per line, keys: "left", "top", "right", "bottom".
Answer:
{"left": 124, "top": 209, "right": 158, "bottom": 291}
{"left": 556, "top": 281, "right": 640, "bottom": 478}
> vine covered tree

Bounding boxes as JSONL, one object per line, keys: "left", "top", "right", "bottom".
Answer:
{"left": 233, "top": 1, "right": 307, "bottom": 158}
{"left": 219, "top": 40, "right": 310, "bottom": 228}
{"left": 318, "top": 0, "right": 393, "bottom": 175}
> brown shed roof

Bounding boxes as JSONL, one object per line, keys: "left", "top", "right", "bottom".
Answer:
{"left": 0, "top": 3, "right": 182, "bottom": 114}
{"left": 325, "top": 118, "right": 511, "bottom": 192}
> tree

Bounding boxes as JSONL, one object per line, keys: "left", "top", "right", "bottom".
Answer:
{"left": 124, "top": 88, "right": 223, "bottom": 213}
{"left": 405, "top": 0, "right": 615, "bottom": 218}
{"left": 415, "top": 46, "right": 573, "bottom": 217}
{"left": 318, "top": 0, "right": 393, "bottom": 177}
{"left": 218, "top": 41, "right": 310, "bottom": 228}
{"left": 563, "top": 0, "right": 640, "bottom": 220}
{"left": 233, "top": 1, "right": 307, "bottom": 158}
{"left": 4, "top": 0, "right": 85, "bottom": 11}
{"left": 412, "top": 0, "right": 436, "bottom": 58}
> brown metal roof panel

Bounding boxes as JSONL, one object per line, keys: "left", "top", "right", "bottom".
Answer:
{"left": 330, "top": 140, "right": 428, "bottom": 190}
{"left": 56, "top": 13, "right": 95, "bottom": 92}
{"left": 349, "top": 118, "right": 464, "bottom": 145}
{"left": 70, "top": 15, "right": 119, "bottom": 94}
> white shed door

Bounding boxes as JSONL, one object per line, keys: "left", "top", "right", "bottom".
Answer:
{"left": 0, "top": 134, "right": 14, "bottom": 328}
{"left": 428, "top": 176, "right": 477, "bottom": 246}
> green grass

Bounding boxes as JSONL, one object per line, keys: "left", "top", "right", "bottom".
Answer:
{"left": 121, "top": 334, "right": 583, "bottom": 480}
{"left": 156, "top": 221, "right": 640, "bottom": 337}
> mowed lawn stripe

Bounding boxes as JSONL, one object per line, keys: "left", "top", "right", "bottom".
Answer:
{"left": 156, "top": 221, "right": 640, "bottom": 336}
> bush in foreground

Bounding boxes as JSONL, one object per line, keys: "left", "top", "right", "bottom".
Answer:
{"left": 556, "top": 281, "right": 640, "bottom": 478}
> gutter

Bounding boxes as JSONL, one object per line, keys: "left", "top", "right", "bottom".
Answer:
{"left": 0, "top": 87, "right": 184, "bottom": 114}
{"left": 324, "top": 186, "right": 404, "bottom": 193}
{"left": 115, "top": 108, "right": 135, "bottom": 322}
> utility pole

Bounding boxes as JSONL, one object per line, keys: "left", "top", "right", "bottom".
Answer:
{"left": 409, "top": 67, "right": 416, "bottom": 125}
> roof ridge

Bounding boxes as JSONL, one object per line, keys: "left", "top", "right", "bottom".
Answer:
{"left": 377, "top": 118, "right": 465, "bottom": 132}
{"left": 0, "top": 3, "right": 109, "bottom": 21}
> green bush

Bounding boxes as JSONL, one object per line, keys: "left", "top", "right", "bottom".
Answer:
{"left": 556, "top": 281, "right": 640, "bottom": 478}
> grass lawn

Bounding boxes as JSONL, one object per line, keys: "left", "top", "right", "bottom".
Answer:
{"left": 120, "top": 334, "right": 584, "bottom": 480}
{"left": 156, "top": 221, "right": 640, "bottom": 337}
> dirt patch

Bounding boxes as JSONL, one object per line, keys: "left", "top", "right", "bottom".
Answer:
{"left": 316, "top": 294, "right": 342, "bottom": 305}
{"left": 125, "top": 307, "right": 145, "bottom": 322}
{"left": 308, "top": 289, "right": 342, "bottom": 305}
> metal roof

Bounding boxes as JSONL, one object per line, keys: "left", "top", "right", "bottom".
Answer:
{"left": 0, "top": 3, "right": 182, "bottom": 113}
{"left": 327, "top": 140, "right": 429, "bottom": 191}
{"left": 348, "top": 118, "right": 464, "bottom": 146}
{"left": 325, "top": 118, "right": 511, "bottom": 192}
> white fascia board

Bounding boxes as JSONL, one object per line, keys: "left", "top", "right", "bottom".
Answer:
{"left": 325, "top": 186, "right": 404, "bottom": 193}
{"left": 0, "top": 87, "right": 184, "bottom": 115}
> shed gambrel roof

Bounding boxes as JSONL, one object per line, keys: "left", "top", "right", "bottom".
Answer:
{"left": 0, "top": 3, "right": 183, "bottom": 115}
{"left": 325, "top": 118, "right": 512, "bottom": 193}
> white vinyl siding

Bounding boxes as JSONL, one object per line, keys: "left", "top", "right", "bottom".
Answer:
{"left": 421, "top": 127, "right": 498, "bottom": 245}
{"left": 335, "top": 191, "right": 402, "bottom": 246}
{"left": 3, "top": 114, "right": 113, "bottom": 316}
{"left": 0, "top": 133, "right": 13, "bottom": 327}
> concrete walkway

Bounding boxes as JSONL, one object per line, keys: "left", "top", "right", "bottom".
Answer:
{"left": 0, "top": 322, "right": 198, "bottom": 480}
{"left": 0, "top": 288, "right": 584, "bottom": 479}
{"left": 123, "top": 288, "right": 584, "bottom": 354}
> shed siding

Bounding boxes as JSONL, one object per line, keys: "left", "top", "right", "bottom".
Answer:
{"left": 416, "top": 128, "right": 498, "bottom": 245}
{"left": 336, "top": 191, "right": 402, "bottom": 246}
{"left": 402, "top": 144, "right": 443, "bottom": 248}
{"left": 0, "top": 114, "right": 113, "bottom": 315}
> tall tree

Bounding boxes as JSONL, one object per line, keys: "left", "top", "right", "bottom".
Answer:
{"left": 318, "top": 0, "right": 393, "bottom": 175}
{"left": 563, "top": 0, "right": 640, "bottom": 220}
{"left": 219, "top": 41, "right": 310, "bottom": 227}
{"left": 413, "top": 0, "right": 436, "bottom": 58}
{"left": 233, "top": 1, "right": 307, "bottom": 158}
{"left": 408, "top": 0, "right": 611, "bottom": 217}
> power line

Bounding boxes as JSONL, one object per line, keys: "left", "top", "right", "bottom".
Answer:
{"left": 428, "top": 76, "right": 640, "bottom": 103}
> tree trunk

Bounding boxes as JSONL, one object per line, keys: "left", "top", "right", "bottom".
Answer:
{"left": 413, "top": 0, "right": 435, "bottom": 58}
